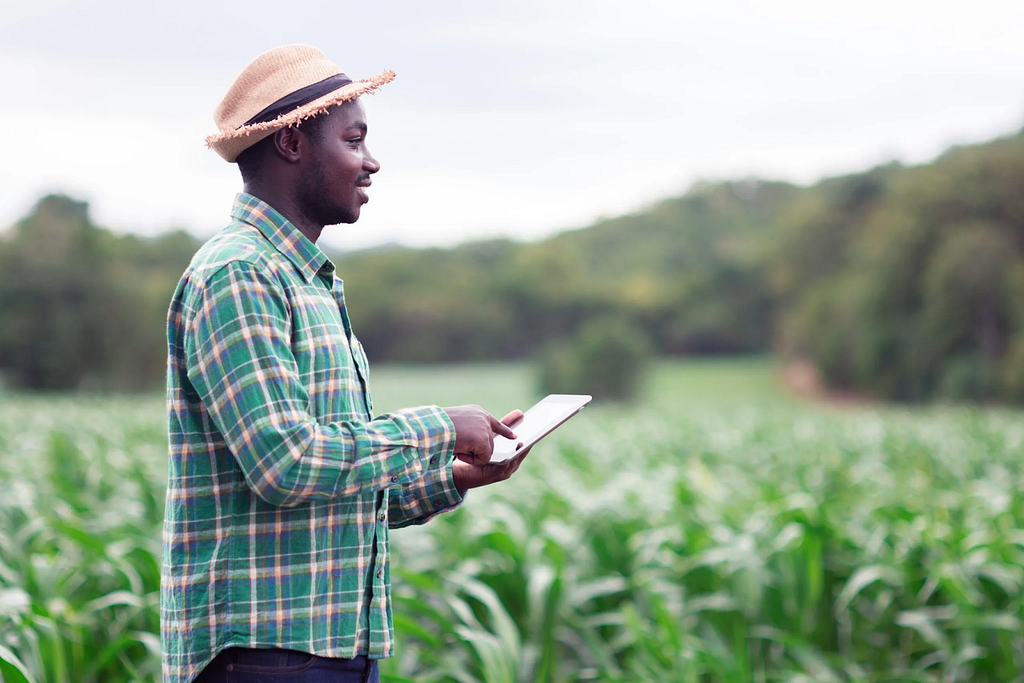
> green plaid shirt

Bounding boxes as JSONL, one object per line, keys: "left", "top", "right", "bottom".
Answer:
{"left": 161, "top": 193, "right": 461, "bottom": 683}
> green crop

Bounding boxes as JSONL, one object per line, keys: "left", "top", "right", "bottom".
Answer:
{"left": 0, "top": 396, "right": 165, "bottom": 683}
{"left": 1, "top": 361, "right": 1023, "bottom": 682}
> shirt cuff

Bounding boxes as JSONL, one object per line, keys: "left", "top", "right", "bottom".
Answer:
{"left": 386, "top": 404, "right": 457, "bottom": 479}
{"left": 387, "top": 457, "right": 465, "bottom": 528}
{"left": 435, "top": 458, "right": 465, "bottom": 509}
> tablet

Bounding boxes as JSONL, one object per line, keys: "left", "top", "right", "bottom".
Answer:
{"left": 489, "top": 394, "right": 592, "bottom": 463}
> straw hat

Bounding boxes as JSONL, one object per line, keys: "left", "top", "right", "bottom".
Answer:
{"left": 206, "top": 45, "right": 395, "bottom": 163}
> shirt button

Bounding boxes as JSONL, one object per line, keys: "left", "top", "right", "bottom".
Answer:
{"left": 377, "top": 569, "right": 384, "bottom": 579}
{"left": 379, "top": 512, "right": 386, "bottom": 523}
{"left": 432, "top": 499, "right": 442, "bottom": 508}
{"left": 390, "top": 475, "right": 398, "bottom": 483}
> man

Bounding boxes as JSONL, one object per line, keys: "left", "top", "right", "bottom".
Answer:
{"left": 161, "top": 45, "right": 529, "bottom": 683}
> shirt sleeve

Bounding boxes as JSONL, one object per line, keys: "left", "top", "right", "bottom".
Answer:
{"left": 387, "top": 454, "right": 465, "bottom": 528}
{"left": 183, "top": 261, "right": 456, "bottom": 508}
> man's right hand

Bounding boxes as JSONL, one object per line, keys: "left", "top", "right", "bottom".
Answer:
{"left": 442, "top": 405, "right": 517, "bottom": 466}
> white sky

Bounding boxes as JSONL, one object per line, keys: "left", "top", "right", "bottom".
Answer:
{"left": 2, "top": 0, "right": 1023, "bottom": 251}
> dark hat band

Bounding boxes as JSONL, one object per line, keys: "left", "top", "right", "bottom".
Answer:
{"left": 241, "top": 73, "right": 353, "bottom": 128}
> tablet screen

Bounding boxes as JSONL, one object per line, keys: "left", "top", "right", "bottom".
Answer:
{"left": 490, "top": 394, "right": 591, "bottom": 462}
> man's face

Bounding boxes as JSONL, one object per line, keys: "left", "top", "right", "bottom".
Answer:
{"left": 299, "top": 99, "right": 379, "bottom": 226}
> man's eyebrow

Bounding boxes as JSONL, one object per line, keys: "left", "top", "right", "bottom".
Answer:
{"left": 345, "top": 122, "right": 368, "bottom": 133}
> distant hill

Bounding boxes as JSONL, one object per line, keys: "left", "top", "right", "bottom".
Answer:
{"left": 336, "top": 179, "right": 803, "bottom": 361}
{"left": 337, "top": 128, "right": 1024, "bottom": 402}
{"left": 3, "top": 127, "right": 1023, "bottom": 401}
{"left": 767, "top": 130, "right": 1024, "bottom": 401}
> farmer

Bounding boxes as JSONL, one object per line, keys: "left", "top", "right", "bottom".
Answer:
{"left": 161, "top": 45, "right": 529, "bottom": 683}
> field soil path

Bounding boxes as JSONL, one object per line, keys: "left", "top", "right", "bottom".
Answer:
{"left": 782, "top": 360, "right": 874, "bottom": 407}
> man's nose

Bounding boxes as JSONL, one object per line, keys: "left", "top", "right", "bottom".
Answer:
{"left": 364, "top": 150, "right": 380, "bottom": 174}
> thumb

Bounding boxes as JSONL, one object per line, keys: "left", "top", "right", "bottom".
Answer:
{"left": 501, "top": 409, "right": 524, "bottom": 426}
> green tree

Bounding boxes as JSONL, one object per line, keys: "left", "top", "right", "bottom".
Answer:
{"left": 0, "top": 195, "right": 199, "bottom": 391}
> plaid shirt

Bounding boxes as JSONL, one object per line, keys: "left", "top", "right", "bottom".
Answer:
{"left": 161, "top": 193, "right": 461, "bottom": 683}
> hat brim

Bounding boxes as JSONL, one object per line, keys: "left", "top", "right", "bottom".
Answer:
{"left": 206, "top": 69, "right": 395, "bottom": 163}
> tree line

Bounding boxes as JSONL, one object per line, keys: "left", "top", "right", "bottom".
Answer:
{"left": 1, "top": 127, "right": 1022, "bottom": 401}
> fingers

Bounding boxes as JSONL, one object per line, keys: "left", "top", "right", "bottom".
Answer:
{"left": 504, "top": 458, "right": 523, "bottom": 478}
{"left": 510, "top": 445, "right": 531, "bottom": 469}
{"left": 501, "top": 448, "right": 529, "bottom": 478}
{"left": 452, "top": 442, "right": 531, "bottom": 492}
{"left": 445, "top": 405, "right": 522, "bottom": 462}
{"left": 490, "top": 414, "right": 517, "bottom": 440}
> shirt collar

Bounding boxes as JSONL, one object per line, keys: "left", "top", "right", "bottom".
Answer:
{"left": 230, "top": 193, "right": 334, "bottom": 283}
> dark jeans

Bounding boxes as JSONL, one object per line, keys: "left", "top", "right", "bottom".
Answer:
{"left": 194, "top": 647, "right": 380, "bottom": 683}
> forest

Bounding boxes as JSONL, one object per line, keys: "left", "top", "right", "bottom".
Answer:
{"left": 1, "top": 127, "right": 1022, "bottom": 402}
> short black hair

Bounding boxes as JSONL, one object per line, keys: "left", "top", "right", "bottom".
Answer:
{"left": 236, "top": 110, "right": 334, "bottom": 183}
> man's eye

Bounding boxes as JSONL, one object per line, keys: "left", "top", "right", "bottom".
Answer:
{"left": 347, "top": 138, "right": 363, "bottom": 145}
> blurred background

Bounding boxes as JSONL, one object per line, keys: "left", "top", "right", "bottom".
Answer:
{"left": 2, "top": 0, "right": 1023, "bottom": 401}
{"left": 2, "top": 2, "right": 1024, "bottom": 683}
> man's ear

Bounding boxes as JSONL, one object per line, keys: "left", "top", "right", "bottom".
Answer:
{"left": 272, "top": 126, "right": 303, "bottom": 164}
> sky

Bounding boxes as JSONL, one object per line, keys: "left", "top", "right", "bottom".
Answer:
{"left": 2, "top": 0, "right": 1023, "bottom": 251}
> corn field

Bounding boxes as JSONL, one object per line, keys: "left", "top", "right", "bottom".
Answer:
{"left": 2, "top": 361, "right": 1024, "bottom": 682}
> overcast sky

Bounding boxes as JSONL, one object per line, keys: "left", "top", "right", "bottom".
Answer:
{"left": 2, "top": 0, "right": 1023, "bottom": 250}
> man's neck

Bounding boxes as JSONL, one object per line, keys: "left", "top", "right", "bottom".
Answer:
{"left": 243, "top": 184, "right": 324, "bottom": 244}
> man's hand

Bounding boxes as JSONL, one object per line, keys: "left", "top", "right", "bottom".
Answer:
{"left": 442, "top": 405, "right": 517, "bottom": 466}
{"left": 452, "top": 410, "right": 533, "bottom": 495}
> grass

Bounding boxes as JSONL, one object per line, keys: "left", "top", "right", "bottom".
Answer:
{"left": 368, "top": 357, "right": 783, "bottom": 413}
{"left": 2, "top": 359, "right": 1024, "bottom": 682}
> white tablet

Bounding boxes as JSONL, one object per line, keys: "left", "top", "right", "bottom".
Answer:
{"left": 489, "top": 394, "right": 592, "bottom": 463}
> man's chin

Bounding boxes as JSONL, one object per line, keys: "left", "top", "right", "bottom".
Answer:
{"left": 324, "top": 207, "right": 361, "bottom": 226}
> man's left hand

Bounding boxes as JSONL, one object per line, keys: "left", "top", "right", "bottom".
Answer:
{"left": 452, "top": 410, "right": 531, "bottom": 495}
